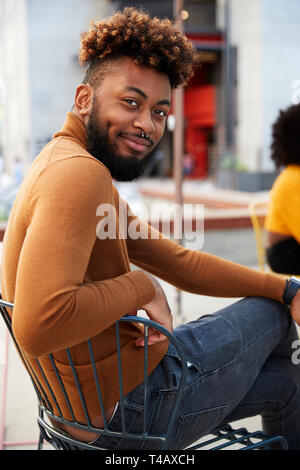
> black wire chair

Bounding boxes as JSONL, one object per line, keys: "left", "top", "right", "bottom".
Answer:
{"left": 0, "top": 298, "right": 288, "bottom": 450}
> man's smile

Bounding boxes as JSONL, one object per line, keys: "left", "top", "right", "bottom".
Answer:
{"left": 118, "top": 132, "right": 153, "bottom": 153}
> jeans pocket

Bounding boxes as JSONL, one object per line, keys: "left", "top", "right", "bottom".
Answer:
{"left": 90, "top": 403, "right": 145, "bottom": 450}
{"left": 171, "top": 405, "right": 227, "bottom": 450}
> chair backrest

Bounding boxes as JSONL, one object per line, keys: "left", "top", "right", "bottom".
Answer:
{"left": 248, "top": 201, "right": 294, "bottom": 279}
{"left": 248, "top": 200, "right": 269, "bottom": 272}
{"left": 0, "top": 298, "right": 188, "bottom": 450}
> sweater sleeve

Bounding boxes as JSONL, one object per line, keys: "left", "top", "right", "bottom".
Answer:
{"left": 125, "top": 204, "right": 286, "bottom": 303}
{"left": 12, "top": 158, "right": 155, "bottom": 357}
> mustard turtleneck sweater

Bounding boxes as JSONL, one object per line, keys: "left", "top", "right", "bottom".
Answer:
{"left": 1, "top": 112, "right": 286, "bottom": 423}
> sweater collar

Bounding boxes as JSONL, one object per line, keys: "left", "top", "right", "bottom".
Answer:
{"left": 53, "top": 112, "right": 87, "bottom": 148}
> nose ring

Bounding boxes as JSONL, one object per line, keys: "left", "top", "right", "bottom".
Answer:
{"left": 141, "top": 131, "right": 149, "bottom": 139}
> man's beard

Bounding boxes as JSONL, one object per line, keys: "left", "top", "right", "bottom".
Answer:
{"left": 86, "top": 108, "right": 153, "bottom": 182}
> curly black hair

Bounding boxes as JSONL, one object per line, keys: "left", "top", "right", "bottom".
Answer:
{"left": 79, "top": 6, "right": 200, "bottom": 89}
{"left": 270, "top": 103, "right": 300, "bottom": 168}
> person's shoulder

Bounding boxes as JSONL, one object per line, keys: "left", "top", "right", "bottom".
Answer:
{"left": 30, "top": 141, "right": 112, "bottom": 203}
{"left": 283, "top": 164, "right": 300, "bottom": 179}
{"left": 273, "top": 165, "right": 300, "bottom": 189}
{"left": 271, "top": 165, "right": 300, "bottom": 205}
{"left": 48, "top": 136, "right": 109, "bottom": 176}
{"left": 33, "top": 136, "right": 110, "bottom": 189}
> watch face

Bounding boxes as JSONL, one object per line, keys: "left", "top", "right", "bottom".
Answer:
{"left": 291, "top": 276, "right": 300, "bottom": 286}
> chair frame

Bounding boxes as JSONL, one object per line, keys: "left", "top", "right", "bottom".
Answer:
{"left": 248, "top": 200, "right": 269, "bottom": 273}
{"left": 248, "top": 200, "right": 295, "bottom": 280}
{"left": 0, "top": 298, "right": 288, "bottom": 450}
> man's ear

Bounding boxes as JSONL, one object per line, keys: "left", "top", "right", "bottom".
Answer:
{"left": 74, "top": 84, "right": 94, "bottom": 120}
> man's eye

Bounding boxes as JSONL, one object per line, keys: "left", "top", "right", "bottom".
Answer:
{"left": 155, "top": 109, "right": 167, "bottom": 117}
{"left": 125, "top": 98, "right": 138, "bottom": 107}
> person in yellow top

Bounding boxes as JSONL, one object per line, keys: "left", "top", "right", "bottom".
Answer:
{"left": 265, "top": 104, "right": 300, "bottom": 274}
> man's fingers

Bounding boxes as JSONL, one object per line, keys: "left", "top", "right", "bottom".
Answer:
{"left": 135, "top": 331, "right": 167, "bottom": 347}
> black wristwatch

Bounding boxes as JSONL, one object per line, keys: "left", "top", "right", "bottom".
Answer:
{"left": 282, "top": 276, "right": 300, "bottom": 305}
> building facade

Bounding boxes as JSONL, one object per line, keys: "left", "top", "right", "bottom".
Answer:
{"left": 1, "top": 0, "right": 300, "bottom": 187}
{"left": 229, "top": 0, "right": 300, "bottom": 173}
{"left": 0, "top": 0, "right": 31, "bottom": 178}
{"left": 0, "top": 0, "right": 113, "bottom": 179}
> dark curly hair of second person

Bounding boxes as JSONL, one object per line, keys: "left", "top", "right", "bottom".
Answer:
{"left": 270, "top": 103, "right": 300, "bottom": 168}
{"left": 79, "top": 6, "right": 200, "bottom": 89}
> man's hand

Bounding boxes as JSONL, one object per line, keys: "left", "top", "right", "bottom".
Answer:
{"left": 135, "top": 272, "right": 173, "bottom": 347}
{"left": 290, "top": 290, "right": 300, "bottom": 326}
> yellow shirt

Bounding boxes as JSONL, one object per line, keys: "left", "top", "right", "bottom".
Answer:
{"left": 265, "top": 165, "right": 300, "bottom": 242}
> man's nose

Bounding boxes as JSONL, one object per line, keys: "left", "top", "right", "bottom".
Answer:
{"left": 133, "top": 110, "right": 156, "bottom": 135}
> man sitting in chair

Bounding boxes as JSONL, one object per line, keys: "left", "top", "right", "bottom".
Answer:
{"left": 1, "top": 7, "right": 300, "bottom": 450}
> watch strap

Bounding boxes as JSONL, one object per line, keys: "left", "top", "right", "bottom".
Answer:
{"left": 283, "top": 277, "right": 300, "bottom": 305}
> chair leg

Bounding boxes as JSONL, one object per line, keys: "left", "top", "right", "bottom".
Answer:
{"left": 37, "top": 431, "right": 44, "bottom": 450}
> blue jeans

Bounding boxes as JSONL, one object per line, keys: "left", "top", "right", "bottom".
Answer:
{"left": 92, "top": 297, "right": 300, "bottom": 450}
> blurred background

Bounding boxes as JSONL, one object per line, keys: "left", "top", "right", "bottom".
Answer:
{"left": 1, "top": 0, "right": 300, "bottom": 203}
{"left": 1, "top": 0, "right": 300, "bottom": 263}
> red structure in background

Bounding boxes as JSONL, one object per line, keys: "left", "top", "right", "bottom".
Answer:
{"left": 184, "top": 84, "right": 216, "bottom": 178}
{"left": 182, "top": 33, "right": 222, "bottom": 178}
